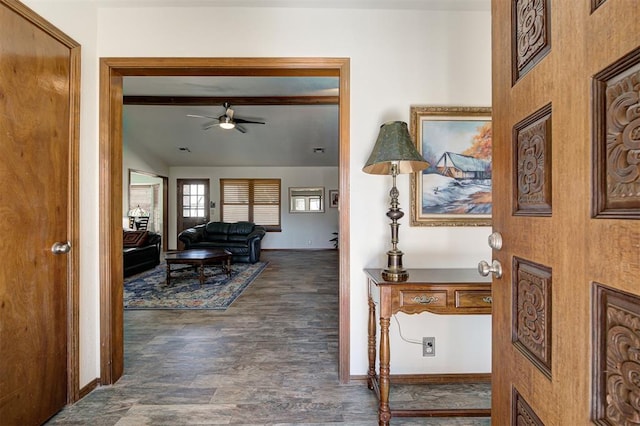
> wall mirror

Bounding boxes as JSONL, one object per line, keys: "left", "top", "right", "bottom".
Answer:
{"left": 289, "top": 187, "right": 325, "bottom": 213}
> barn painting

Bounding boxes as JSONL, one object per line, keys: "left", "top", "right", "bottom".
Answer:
{"left": 418, "top": 118, "right": 492, "bottom": 218}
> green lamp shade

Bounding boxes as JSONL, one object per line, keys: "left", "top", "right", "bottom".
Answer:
{"left": 363, "top": 121, "right": 430, "bottom": 175}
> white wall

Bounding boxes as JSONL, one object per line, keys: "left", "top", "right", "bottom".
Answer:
{"left": 169, "top": 166, "right": 339, "bottom": 250}
{"left": 23, "top": 1, "right": 492, "bottom": 386}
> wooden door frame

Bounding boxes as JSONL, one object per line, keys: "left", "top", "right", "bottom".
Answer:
{"left": 99, "top": 57, "right": 351, "bottom": 384}
{"left": 1, "top": 0, "right": 81, "bottom": 404}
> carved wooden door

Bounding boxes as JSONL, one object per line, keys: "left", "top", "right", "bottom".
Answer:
{"left": 0, "top": 0, "right": 79, "bottom": 424}
{"left": 491, "top": 1, "right": 640, "bottom": 424}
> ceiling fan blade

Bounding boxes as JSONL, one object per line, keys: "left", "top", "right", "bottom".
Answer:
{"left": 234, "top": 118, "right": 265, "bottom": 125}
{"left": 202, "top": 123, "right": 220, "bottom": 130}
{"left": 187, "top": 114, "right": 219, "bottom": 120}
{"left": 234, "top": 124, "right": 247, "bottom": 133}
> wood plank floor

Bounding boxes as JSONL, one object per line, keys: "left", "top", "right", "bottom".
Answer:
{"left": 47, "top": 250, "right": 490, "bottom": 425}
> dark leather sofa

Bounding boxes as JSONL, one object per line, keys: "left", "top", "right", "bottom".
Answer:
{"left": 178, "top": 221, "right": 266, "bottom": 263}
{"left": 123, "top": 230, "right": 161, "bottom": 277}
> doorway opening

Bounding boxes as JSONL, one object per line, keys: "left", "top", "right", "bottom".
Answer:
{"left": 128, "top": 169, "right": 169, "bottom": 251}
{"left": 99, "top": 57, "right": 351, "bottom": 384}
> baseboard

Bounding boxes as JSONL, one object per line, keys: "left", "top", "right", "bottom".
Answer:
{"left": 350, "top": 373, "right": 491, "bottom": 384}
{"left": 79, "top": 378, "right": 100, "bottom": 399}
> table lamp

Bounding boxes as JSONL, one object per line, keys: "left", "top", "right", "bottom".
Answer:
{"left": 363, "top": 121, "right": 430, "bottom": 282}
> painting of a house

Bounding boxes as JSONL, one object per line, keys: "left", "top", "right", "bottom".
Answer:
{"left": 410, "top": 106, "right": 492, "bottom": 225}
{"left": 436, "top": 152, "right": 492, "bottom": 180}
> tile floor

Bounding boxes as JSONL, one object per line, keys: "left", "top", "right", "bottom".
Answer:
{"left": 46, "top": 250, "right": 490, "bottom": 425}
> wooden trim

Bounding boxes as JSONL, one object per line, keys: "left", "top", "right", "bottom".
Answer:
{"left": 78, "top": 378, "right": 100, "bottom": 400}
{"left": 351, "top": 373, "right": 491, "bottom": 384}
{"left": 123, "top": 95, "right": 338, "bottom": 106}
{"left": 99, "top": 57, "right": 351, "bottom": 385}
{"left": 2, "top": 0, "right": 83, "bottom": 404}
{"left": 66, "top": 41, "right": 82, "bottom": 404}
{"left": 99, "top": 61, "right": 124, "bottom": 384}
{"left": 390, "top": 373, "right": 491, "bottom": 384}
{"left": 98, "top": 57, "right": 343, "bottom": 76}
{"left": 337, "top": 60, "right": 350, "bottom": 383}
{"left": 393, "top": 408, "right": 491, "bottom": 418}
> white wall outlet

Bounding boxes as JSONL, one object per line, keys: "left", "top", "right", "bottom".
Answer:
{"left": 423, "top": 337, "right": 435, "bottom": 357}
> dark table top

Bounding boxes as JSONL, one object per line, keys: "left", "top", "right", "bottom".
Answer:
{"left": 165, "top": 249, "right": 231, "bottom": 261}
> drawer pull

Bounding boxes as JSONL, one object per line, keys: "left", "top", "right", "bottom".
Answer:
{"left": 482, "top": 296, "right": 493, "bottom": 304}
{"left": 412, "top": 295, "right": 439, "bottom": 304}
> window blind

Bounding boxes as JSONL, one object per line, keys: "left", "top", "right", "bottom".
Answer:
{"left": 220, "top": 178, "right": 281, "bottom": 231}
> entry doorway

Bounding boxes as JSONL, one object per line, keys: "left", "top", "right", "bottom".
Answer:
{"left": 99, "top": 57, "right": 351, "bottom": 384}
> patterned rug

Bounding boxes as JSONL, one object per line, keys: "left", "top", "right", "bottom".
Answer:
{"left": 124, "top": 260, "right": 268, "bottom": 310}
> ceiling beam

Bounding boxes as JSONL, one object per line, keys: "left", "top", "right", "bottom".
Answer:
{"left": 122, "top": 95, "right": 339, "bottom": 106}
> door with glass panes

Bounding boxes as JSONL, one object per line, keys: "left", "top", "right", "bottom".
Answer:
{"left": 177, "top": 179, "right": 209, "bottom": 250}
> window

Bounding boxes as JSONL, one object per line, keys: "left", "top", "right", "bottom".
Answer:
{"left": 220, "top": 178, "right": 281, "bottom": 231}
{"left": 182, "top": 183, "right": 206, "bottom": 218}
{"left": 289, "top": 187, "right": 325, "bottom": 213}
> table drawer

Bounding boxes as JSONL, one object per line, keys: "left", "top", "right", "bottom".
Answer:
{"left": 400, "top": 291, "right": 447, "bottom": 308}
{"left": 455, "top": 290, "right": 492, "bottom": 308}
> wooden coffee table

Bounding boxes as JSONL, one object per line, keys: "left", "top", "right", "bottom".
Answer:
{"left": 165, "top": 249, "right": 232, "bottom": 286}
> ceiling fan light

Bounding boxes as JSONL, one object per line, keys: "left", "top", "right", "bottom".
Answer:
{"left": 219, "top": 116, "right": 235, "bottom": 130}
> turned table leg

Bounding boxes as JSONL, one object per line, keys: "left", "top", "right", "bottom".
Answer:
{"left": 224, "top": 256, "right": 231, "bottom": 276}
{"left": 199, "top": 262, "right": 205, "bottom": 286}
{"left": 367, "top": 296, "right": 377, "bottom": 390}
{"left": 379, "top": 317, "right": 391, "bottom": 425}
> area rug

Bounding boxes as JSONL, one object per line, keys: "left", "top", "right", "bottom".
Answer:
{"left": 124, "top": 261, "right": 268, "bottom": 310}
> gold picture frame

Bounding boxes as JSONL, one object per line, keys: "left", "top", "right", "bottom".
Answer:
{"left": 409, "top": 106, "right": 492, "bottom": 227}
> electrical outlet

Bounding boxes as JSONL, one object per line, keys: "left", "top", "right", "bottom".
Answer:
{"left": 423, "top": 337, "right": 435, "bottom": 357}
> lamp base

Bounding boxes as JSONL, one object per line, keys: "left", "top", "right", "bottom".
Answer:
{"left": 382, "top": 249, "right": 409, "bottom": 282}
{"left": 382, "top": 269, "right": 408, "bottom": 282}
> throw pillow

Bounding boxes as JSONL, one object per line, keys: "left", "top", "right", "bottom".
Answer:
{"left": 123, "top": 230, "right": 148, "bottom": 248}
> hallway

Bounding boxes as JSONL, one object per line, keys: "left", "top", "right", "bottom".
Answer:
{"left": 47, "top": 250, "right": 490, "bottom": 425}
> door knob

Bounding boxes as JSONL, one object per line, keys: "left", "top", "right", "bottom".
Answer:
{"left": 51, "top": 241, "right": 71, "bottom": 255}
{"left": 488, "top": 232, "right": 503, "bottom": 250}
{"left": 478, "top": 259, "right": 503, "bottom": 278}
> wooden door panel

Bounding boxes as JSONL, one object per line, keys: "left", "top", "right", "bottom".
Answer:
{"left": 492, "top": 1, "right": 640, "bottom": 424}
{"left": 0, "top": 1, "right": 79, "bottom": 424}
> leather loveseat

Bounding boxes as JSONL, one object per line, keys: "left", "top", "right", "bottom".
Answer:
{"left": 123, "top": 230, "right": 162, "bottom": 277}
{"left": 178, "top": 221, "right": 266, "bottom": 264}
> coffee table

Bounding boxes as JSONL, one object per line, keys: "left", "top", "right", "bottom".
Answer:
{"left": 165, "top": 249, "right": 232, "bottom": 286}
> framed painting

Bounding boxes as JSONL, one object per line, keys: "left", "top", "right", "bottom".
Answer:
{"left": 329, "top": 190, "right": 339, "bottom": 208}
{"left": 409, "top": 106, "right": 492, "bottom": 226}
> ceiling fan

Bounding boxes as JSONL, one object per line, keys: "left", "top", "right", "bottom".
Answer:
{"left": 187, "top": 102, "right": 265, "bottom": 133}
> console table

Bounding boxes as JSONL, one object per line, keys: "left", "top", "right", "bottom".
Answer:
{"left": 365, "top": 268, "right": 492, "bottom": 425}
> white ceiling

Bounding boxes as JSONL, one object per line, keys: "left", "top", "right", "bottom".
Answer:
{"left": 123, "top": 76, "right": 340, "bottom": 167}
